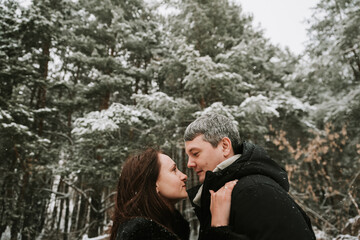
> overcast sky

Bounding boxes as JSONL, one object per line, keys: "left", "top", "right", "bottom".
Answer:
{"left": 238, "top": 0, "right": 318, "bottom": 54}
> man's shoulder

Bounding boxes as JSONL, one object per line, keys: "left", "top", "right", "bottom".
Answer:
{"left": 229, "top": 175, "right": 316, "bottom": 240}
{"left": 233, "top": 174, "right": 285, "bottom": 195}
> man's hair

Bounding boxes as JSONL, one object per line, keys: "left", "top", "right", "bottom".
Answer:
{"left": 184, "top": 113, "right": 241, "bottom": 152}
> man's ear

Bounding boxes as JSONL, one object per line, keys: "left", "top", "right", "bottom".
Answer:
{"left": 221, "top": 137, "right": 233, "bottom": 157}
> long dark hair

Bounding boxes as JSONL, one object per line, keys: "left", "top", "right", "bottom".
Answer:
{"left": 109, "top": 148, "right": 176, "bottom": 240}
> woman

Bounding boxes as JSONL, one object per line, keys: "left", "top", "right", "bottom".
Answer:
{"left": 109, "top": 148, "right": 241, "bottom": 240}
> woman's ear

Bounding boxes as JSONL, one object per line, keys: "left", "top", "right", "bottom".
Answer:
{"left": 156, "top": 184, "right": 160, "bottom": 194}
{"left": 221, "top": 137, "right": 233, "bottom": 157}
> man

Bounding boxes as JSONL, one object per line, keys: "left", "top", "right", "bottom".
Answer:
{"left": 184, "top": 114, "right": 315, "bottom": 240}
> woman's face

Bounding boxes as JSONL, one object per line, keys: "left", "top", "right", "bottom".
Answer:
{"left": 156, "top": 154, "right": 188, "bottom": 204}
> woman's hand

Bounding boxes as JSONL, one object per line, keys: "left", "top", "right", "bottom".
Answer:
{"left": 209, "top": 180, "right": 238, "bottom": 227}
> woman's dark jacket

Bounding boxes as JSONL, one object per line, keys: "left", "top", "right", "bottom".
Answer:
{"left": 187, "top": 141, "right": 316, "bottom": 240}
{"left": 115, "top": 209, "right": 248, "bottom": 240}
{"left": 115, "top": 210, "right": 189, "bottom": 240}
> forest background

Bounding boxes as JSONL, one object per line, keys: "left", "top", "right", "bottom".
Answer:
{"left": 1, "top": 0, "right": 359, "bottom": 239}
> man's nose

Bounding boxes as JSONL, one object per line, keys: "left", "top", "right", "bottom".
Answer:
{"left": 187, "top": 158, "right": 196, "bottom": 168}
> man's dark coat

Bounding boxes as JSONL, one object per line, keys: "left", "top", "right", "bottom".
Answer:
{"left": 187, "top": 141, "right": 316, "bottom": 240}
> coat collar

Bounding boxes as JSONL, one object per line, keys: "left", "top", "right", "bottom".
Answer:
{"left": 192, "top": 154, "right": 241, "bottom": 206}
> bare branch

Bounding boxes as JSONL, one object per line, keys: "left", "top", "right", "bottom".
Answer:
{"left": 42, "top": 188, "right": 68, "bottom": 198}
{"left": 43, "top": 130, "right": 74, "bottom": 145}
{"left": 290, "top": 190, "right": 338, "bottom": 231}
{"left": 348, "top": 191, "right": 360, "bottom": 216}
{"left": 348, "top": 170, "right": 360, "bottom": 191}
{"left": 61, "top": 179, "right": 112, "bottom": 214}
{"left": 102, "top": 191, "right": 116, "bottom": 204}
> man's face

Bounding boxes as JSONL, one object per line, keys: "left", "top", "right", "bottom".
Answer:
{"left": 185, "top": 135, "right": 225, "bottom": 183}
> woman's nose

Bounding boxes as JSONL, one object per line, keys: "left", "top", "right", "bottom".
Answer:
{"left": 181, "top": 172, "right": 188, "bottom": 181}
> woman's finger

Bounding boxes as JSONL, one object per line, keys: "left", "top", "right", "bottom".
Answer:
{"left": 210, "top": 180, "right": 237, "bottom": 227}
{"left": 223, "top": 180, "right": 238, "bottom": 191}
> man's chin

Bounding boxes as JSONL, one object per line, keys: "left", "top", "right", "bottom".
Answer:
{"left": 198, "top": 175, "right": 205, "bottom": 184}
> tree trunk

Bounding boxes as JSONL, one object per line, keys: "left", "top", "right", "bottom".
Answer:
{"left": 200, "top": 96, "right": 206, "bottom": 109}
{"left": 35, "top": 175, "right": 51, "bottom": 236}
{"left": 51, "top": 205, "right": 58, "bottom": 231}
{"left": 69, "top": 192, "right": 79, "bottom": 238}
{"left": 88, "top": 189, "right": 103, "bottom": 238}
{"left": 35, "top": 85, "right": 47, "bottom": 136}
{"left": 63, "top": 184, "right": 70, "bottom": 240}
{"left": 35, "top": 39, "right": 50, "bottom": 136}
{"left": 99, "top": 90, "right": 110, "bottom": 110}
{"left": 0, "top": 144, "right": 17, "bottom": 239}
{"left": 0, "top": 181, "right": 9, "bottom": 238}
{"left": 10, "top": 222, "right": 19, "bottom": 240}
{"left": 76, "top": 176, "right": 88, "bottom": 233}
{"left": 19, "top": 161, "right": 30, "bottom": 240}
{"left": 29, "top": 85, "right": 36, "bottom": 108}
{"left": 0, "top": 225, "right": 6, "bottom": 240}
{"left": 1, "top": 78, "right": 13, "bottom": 107}
{"left": 57, "top": 180, "right": 64, "bottom": 232}
{"left": 143, "top": 62, "right": 149, "bottom": 94}
{"left": 135, "top": 77, "right": 140, "bottom": 94}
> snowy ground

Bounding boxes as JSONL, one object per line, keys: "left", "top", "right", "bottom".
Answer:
{"left": 81, "top": 234, "right": 109, "bottom": 240}
{"left": 1, "top": 226, "right": 358, "bottom": 240}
